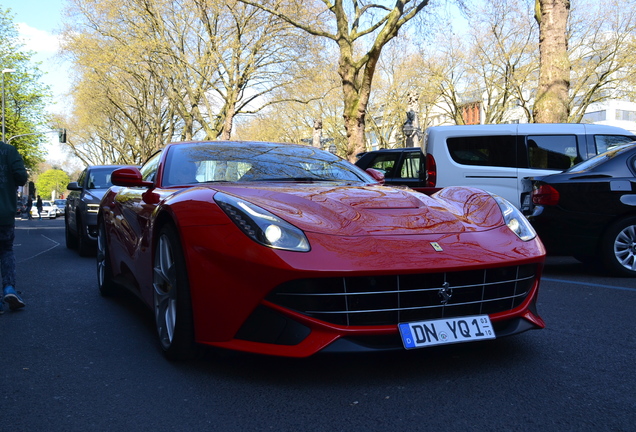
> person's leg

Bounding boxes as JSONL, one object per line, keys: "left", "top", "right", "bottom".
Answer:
{"left": 0, "top": 225, "right": 24, "bottom": 310}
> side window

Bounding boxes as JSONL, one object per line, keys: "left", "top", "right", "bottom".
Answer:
{"left": 447, "top": 135, "right": 517, "bottom": 168}
{"left": 77, "top": 169, "right": 87, "bottom": 188}
{"left": 140, "top": 152, "right": 161, "bottom": 183}
{"left": 527, "top": 135, "right": 579, "bottom": 170}
{"left": 594, "top": 135, "right": 636, "bottom": 155}
{"left": 366, "top": 153, "right": 400, "bottom": 178}
{"left": 399, "top": 152, "right": 422, "bottom": 179}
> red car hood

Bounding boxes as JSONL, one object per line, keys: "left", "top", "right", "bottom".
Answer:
{"left": 214, "top": 184, "right": 504, "bottom": 236}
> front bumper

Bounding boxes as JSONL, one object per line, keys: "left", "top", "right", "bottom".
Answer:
{"left": 181, "top": 224, "right": 546, "bottom": 357}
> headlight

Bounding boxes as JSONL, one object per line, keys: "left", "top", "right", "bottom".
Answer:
{"left": 214, "top": 192, "right": 310, "bottom": 252}
{"left": 492, "top": 194, "right": 537, "bottom": 241}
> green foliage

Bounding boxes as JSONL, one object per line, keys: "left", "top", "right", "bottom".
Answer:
{"left": 0, "top": 8, "right": 51, "bottom": 169}
{"left": 35, "top": 169, "right": 70, "bottom": 200}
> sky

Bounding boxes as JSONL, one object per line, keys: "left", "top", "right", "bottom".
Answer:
{"left": 4, "top": 0, "right": 73, "bottom": 165}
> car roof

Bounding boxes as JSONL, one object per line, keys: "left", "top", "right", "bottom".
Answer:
{"left": 426, "top": 123, "right": 636, "bottom": 137}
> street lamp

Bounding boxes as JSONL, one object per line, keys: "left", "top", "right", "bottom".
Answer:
{"left": 2, "top": 68, "right": 16, "bottom": 143}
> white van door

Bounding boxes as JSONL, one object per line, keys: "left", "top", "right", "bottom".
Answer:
{"left": 442, "top": 134, "right": 522, "bottom": 206}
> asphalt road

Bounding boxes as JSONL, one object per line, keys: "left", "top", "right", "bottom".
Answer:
{"left": 2, "top": 217, "right": 635, "bottom": 432}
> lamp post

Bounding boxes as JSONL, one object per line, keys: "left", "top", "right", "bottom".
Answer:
{"left": 2, "top": 68, "right": 16, "bottom": 143}
{"left": 402, "top": 110, "right": 423, "bottom": 148}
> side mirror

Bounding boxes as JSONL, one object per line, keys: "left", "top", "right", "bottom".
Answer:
{"left": 111, "top": 167, "right": 154, "bottom": 188}
{"left": 67, "top": 182, "right": 82, "bottom": 191}
{"left": 365, "top": 168, "right": 385, "bottom": 185}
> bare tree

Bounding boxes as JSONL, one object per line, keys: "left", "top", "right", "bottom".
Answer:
{"left": 238, "top": 0, "right": 432, "bottom": 161}
{"left": 464, "top": 0, "right": 538, "bottom": 123}
{"left": 567, "top": 0, "right": 636, "bottom": 122}
{"left": 60, "top": 0, "right": 316, "bottom": 163}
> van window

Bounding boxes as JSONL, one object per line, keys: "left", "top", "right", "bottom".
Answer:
{"left": 447, "top": 135, "right": 517, "bottom": 168}
{"left": 594, "top": 135, "right": 635, "bottom": 155}
{"left": 527, "top": 135, "right": 579, "bottom": 170}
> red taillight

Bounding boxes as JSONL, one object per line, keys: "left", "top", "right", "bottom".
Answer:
{"left": 532, "top": 184, "right": 560, "bottom": 206}
{"left": 426, "top": 153, "right": 437, "bottom": 187}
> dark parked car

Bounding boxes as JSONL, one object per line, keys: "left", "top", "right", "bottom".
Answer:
{"left": 66, "top": 165, "right": 125, "bottom": 256}
{"left": 355, "top": 147, "right": 429, "bottom": 191}
{"left": 525, "top": 142, "right": 636, "bottom": 277}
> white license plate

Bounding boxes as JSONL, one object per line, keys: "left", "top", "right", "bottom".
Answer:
{"left": 398, "top": 315, "right": 495, "bottom": 349}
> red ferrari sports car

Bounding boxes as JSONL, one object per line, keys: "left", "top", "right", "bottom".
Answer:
{"left": 97, "top": 141, "right": 545, "bottom": 360}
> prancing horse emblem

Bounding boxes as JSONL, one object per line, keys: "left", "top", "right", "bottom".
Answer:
{"left": 430, "top": 242, "right": 443, "bottom": 251}
{"left": 438, "top": 282, "right": 453, "bottom": 304}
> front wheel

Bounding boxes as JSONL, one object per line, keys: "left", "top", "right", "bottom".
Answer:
{"left": 77, "top": 218, "right": 95, "bottom": 257}
{"left": 97, "top": 220, "right": 118, "bottom": 297}
{"left": 601, "top": 216, "right": 636, "bottom": 277}
{"left": 153, "top": 224, "right": 197, "bottom": 360}
{"left": 65, "top": 215, "right": 78, "bottom": 249}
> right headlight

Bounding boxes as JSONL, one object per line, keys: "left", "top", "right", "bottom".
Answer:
{"left": 491, "top": 194, "right": 537, "bottom": 241}
{"left": 214, "top": 192, "right": 310, "bottom": 252}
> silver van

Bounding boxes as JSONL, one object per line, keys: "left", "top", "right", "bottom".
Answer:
{"left": 424, "top": 124, "right": 636, "bottom": 208}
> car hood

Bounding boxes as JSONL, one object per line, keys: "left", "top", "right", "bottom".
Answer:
{"left": 213, "top": 184, "right": 504, "bottom": 236}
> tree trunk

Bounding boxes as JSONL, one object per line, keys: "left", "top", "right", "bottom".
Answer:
{"left": 344, "top": 115, "right": 366, "bottom": 161}
{"left": 533, "top": 0, "right": 570, "bottom": 123}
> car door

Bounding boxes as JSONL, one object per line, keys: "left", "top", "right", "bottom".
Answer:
{"left": 390, "top": 150, "right": 425, "bottom": 189}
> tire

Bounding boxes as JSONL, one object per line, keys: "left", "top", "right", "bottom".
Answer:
{"left": 65, "top": 215, "right": 78, "bottom": 249}
{"left": 153, "top": 224, "right": 197, "bottom": 360}
{"left": 601, "top": 216, "right": 636, "bottom": 277}
{"left": 96, "top": 220, "right": 118, "bottom": 297}
{"left": 77, "top": 217, "right": 95, "bottom": 257}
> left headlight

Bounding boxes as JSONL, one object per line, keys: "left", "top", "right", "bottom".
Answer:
{"left": 492, "top": 194, "right": 537, "bottom": 241}
{"left": 214, "top": 192, "right": 310, "bottom": 252}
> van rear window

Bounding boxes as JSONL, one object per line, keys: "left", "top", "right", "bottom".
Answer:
{"left": 447, "top": 135, "right": 517, "bottom": 168}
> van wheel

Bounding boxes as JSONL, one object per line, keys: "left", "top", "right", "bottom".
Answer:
{"left": 601, "top": 216, "right": 636, "bottom": 277}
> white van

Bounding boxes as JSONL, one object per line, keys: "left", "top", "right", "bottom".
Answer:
{"left": 424, "top": 124, "right": 636, "bottom": 208}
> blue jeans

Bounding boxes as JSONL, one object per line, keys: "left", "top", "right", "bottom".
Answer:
{"left": 0, "top": 224, "right": 16, "bottom": 289}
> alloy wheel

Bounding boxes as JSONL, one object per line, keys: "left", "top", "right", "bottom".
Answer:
{"left": 153, "top": 233, "right": 178, "bottom": 350}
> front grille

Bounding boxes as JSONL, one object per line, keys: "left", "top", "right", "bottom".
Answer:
{"left": 266, "top": 264, "right": 538, "bottom": 326}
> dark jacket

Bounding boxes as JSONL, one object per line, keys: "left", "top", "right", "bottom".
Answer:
{"left": 0, "top": 141, "right": 28, "bottom": 225}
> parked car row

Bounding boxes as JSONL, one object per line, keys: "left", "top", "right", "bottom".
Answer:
{"left": 355, "top": 123, "right": 636, "bottom": 208}
{"left": 62, "top": 125, "right": 635, "bottom": 362}
{"left": 356, "top": 123, "right": 636, "bottom": 277}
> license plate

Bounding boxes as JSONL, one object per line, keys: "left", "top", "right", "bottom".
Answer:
{"left": 398, "top": 315, "right": 495, "bottom": 349}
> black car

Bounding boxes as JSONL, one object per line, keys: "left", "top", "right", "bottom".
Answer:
{"left": 66, "top": 165, "right": 125, "bottom": 256}
{"left": 355, "top": 147, "right": 431, "bottom": 191}
{"left": 526, "top": 142, "right": 636, "bottom": 277}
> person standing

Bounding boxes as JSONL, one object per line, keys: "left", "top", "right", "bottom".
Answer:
{"left": 36, "top": 195, "right": 42, "bottom": 220}
{"left": 26, "top": 195, "right": 33, "bottom": 220}
{"left": 0, "top": 140, "right": 28, "bottom": 313}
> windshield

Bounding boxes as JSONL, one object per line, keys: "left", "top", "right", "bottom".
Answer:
{"left": 87, "top": 168, "right": 117, "bottom": 189}
{"left": 163, "top": 142, "right": 374, "bottom": 187}
{"left": 567, "top": 143, "right": 636, "bottom": 173}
